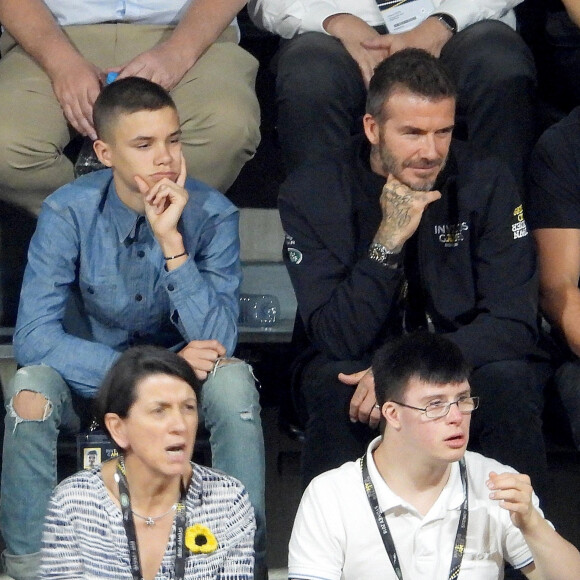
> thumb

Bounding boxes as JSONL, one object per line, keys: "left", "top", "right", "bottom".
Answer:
{"left": 177, "top": 152, "right": 187, "bottom": 187}
{"left": 361, "top": 37, "right": 379, "bottom": 48}
{"left": 424, "top": 189, "right": 442, "bottom": 205}
{"left": 338, "top": 371, "right": 365, "bottom": 386}
{"left": 361, "top": 36, "right": 388, "bottom": 49}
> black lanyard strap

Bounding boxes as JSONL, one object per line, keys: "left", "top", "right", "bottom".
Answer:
{"left": 116, "top": 458, "right": 188, "bottom": 580}
{"left": 376, "top": 0, "right": 407, "bottom": 9}
{"left": 361, "top": 453, "right": 469, "bottom": 580}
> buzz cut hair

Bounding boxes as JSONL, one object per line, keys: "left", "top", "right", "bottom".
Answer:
{"left": 93, "top": 76, "right": 177, "bottom": 142}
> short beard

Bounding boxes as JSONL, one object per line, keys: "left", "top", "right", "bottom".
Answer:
{"left": 373, "top": 143, "right": 446, "bottom": 192}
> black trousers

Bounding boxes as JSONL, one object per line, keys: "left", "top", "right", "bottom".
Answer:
{"left": 298, "top": 353, "right": 548, "bottom": 500}
{"left": 275, "top": 20, "right": 537, "bottom": 191}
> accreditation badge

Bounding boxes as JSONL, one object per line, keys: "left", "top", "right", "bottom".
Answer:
{"left": 77, "top": 420, "right": 118, "bottom": 470}
{"left": 377, "top": 0, "right": 435, "bottom": 33}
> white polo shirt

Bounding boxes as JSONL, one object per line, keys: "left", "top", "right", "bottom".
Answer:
{"left": 289, "top": 437, "right": 543, "bottom": 580}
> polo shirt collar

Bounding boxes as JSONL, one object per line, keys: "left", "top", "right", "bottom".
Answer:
{"left": 104, "top": 180, "right": 146, "bottom": 244}
{"left": 365, "top": 437, "right": 466, "bottom": 517}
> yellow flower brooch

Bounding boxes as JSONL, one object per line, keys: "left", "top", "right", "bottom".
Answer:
{"left": 185, "top": 524, "right": 218, "bottom": 554}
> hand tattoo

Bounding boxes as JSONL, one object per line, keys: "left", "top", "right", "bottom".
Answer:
{"left": 374, "top": 179, "right": 434, "bottom": 251}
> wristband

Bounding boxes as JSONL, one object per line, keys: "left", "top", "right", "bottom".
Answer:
{"left": 164, "top": 251, "right": 188, "bottom": 261}
{"left": 430, "top": 13, "right": 458, "bottom": 35}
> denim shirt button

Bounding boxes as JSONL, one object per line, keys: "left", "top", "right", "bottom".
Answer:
{"left": 135, "top": 293, "right": 143, "bottom": 302}
{"left": 137, "top": 250, "right": 145, "bottom": 258}
{"left": 167, "top": 284, "right": 175, "bottom": 291}
{"left": 87, "top": 287, "right": 95, "bottom": 294}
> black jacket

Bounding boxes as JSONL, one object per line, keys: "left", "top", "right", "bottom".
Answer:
{"left": 279, "top": 137, "right": 539, "bottom": 368}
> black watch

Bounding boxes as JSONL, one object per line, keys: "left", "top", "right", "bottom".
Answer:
{"left": 368, "top": 243, "right": 402, "bottom": 269}
{"left": 430, "top": 13, "right": 458, "bottom": 35}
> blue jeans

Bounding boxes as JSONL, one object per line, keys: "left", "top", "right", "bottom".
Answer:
{"left": 1, "top": 361, "right": 266, "bottom": 580}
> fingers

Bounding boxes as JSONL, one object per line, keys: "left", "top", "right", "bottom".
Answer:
{"left": 349, "top": 385, "right": 381, "bottom": 427}
{"left": 142, "top": 177, "right": 188, "bottom": 217}
{"left": 368, "top": 405, "right": 382, "bottom": 429}
{"left": 185, "top": 339, "right": 227, "bottom": 357}
{"left": 178, "top": 340, "right": 227, "bottom": 380}
{"left": 61, "top": 92, "right": 98, "bottom": 140}
{"left": 421, "top": 189, "right": 442, "bottom": 205}
{"left": 145, "top": 182, "right": 172, "bottom": 215}
{"left": 115, "top": 47, "right": 184, "bottom": 91}
{"left": 338, "top": 368, "right": 370, "bottom": 386}
{"left": 52, "top": 64, "right": 103, "bottom": 140}
{"left": 361, "top": 36, "right": 387, "bottom": 49}
{"left": 116, "top": 60, "right": 147, "bottom": 80}
{"left": 354, "top": 49, "right": 388, "bottom": 87}
{"left": 65, "top": 95, "right": 97, "bottom": 138}
{"left": 348, "top": 369, "right": 378, "bottom": 425}
{"left": 487, "top": 471, "right": 532, "bottom": 491}
{"left": 487, "top": 471, "right": 534, "bottom": 518}
{"left": 177, "top": 153, "right": 187, "bottom": 187}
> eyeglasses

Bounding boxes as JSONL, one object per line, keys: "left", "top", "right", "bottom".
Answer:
{"left": 391, "top": 396, "right": 479, "bottom": 419}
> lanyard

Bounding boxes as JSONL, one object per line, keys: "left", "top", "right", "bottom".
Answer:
{"left": 116, "top": 458, "right": 188, "bottom": 580}
{"left": 361, "top": 454, "right": 469, "bottom": 580}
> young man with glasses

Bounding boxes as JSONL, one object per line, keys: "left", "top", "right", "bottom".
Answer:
{"left": 288, "top": 332, "right": 580, "bottom": 580}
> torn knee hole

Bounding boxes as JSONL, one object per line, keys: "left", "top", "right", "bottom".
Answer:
{"left": 12, "top": 390, "right": 53, "bottom": 421}
{"left": 211, "top": 357, "right": 243, "bottom": 376}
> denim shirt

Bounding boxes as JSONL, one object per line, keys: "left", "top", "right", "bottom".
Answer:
{"left": 14, "top": 170, "right": 241, "bottom": 398}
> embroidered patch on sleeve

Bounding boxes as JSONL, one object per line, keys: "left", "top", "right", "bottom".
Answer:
{"left": 288, "top": 248, "right": 303, "bottom": 264}
{"left": 511, "top": 204, "right": 528, "bottom": 239}
{"left": 284, "top": 233, "right": 303, "bottom": 264}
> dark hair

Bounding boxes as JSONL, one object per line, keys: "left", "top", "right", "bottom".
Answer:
{"left": 93, "top": 77, "right": 177, "bottom": 141}
{"left": 366, "top": 48, "right": 456, "bottom": 120}
{"left": 373, "top": 332, "right": 470, "bottom": 408}
{"left": 94, "top": 345, "right": 200, "bottom": 440}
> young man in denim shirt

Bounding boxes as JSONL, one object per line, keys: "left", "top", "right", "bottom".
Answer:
{"left": 0, "top": 77, "right": 266, "bottom": 580}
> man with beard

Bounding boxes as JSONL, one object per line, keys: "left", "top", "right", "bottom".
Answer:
{"left": 248, "top": 0, "right": 536, "bottom": 194}
{"left": 279, "top": 49, "right": 546, "bottom": 496}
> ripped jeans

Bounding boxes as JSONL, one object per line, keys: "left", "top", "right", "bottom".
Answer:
{"left": 0, "top": 361, "right": 265, "bottom": 579}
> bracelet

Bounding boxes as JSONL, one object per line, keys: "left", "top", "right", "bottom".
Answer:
{"left": 164, "top": 251, "right": 188, "bottom": 261}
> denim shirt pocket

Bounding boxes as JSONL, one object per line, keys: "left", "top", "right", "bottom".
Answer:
{"left": 79, "top": 277, "right": 122, "bottom": 325}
